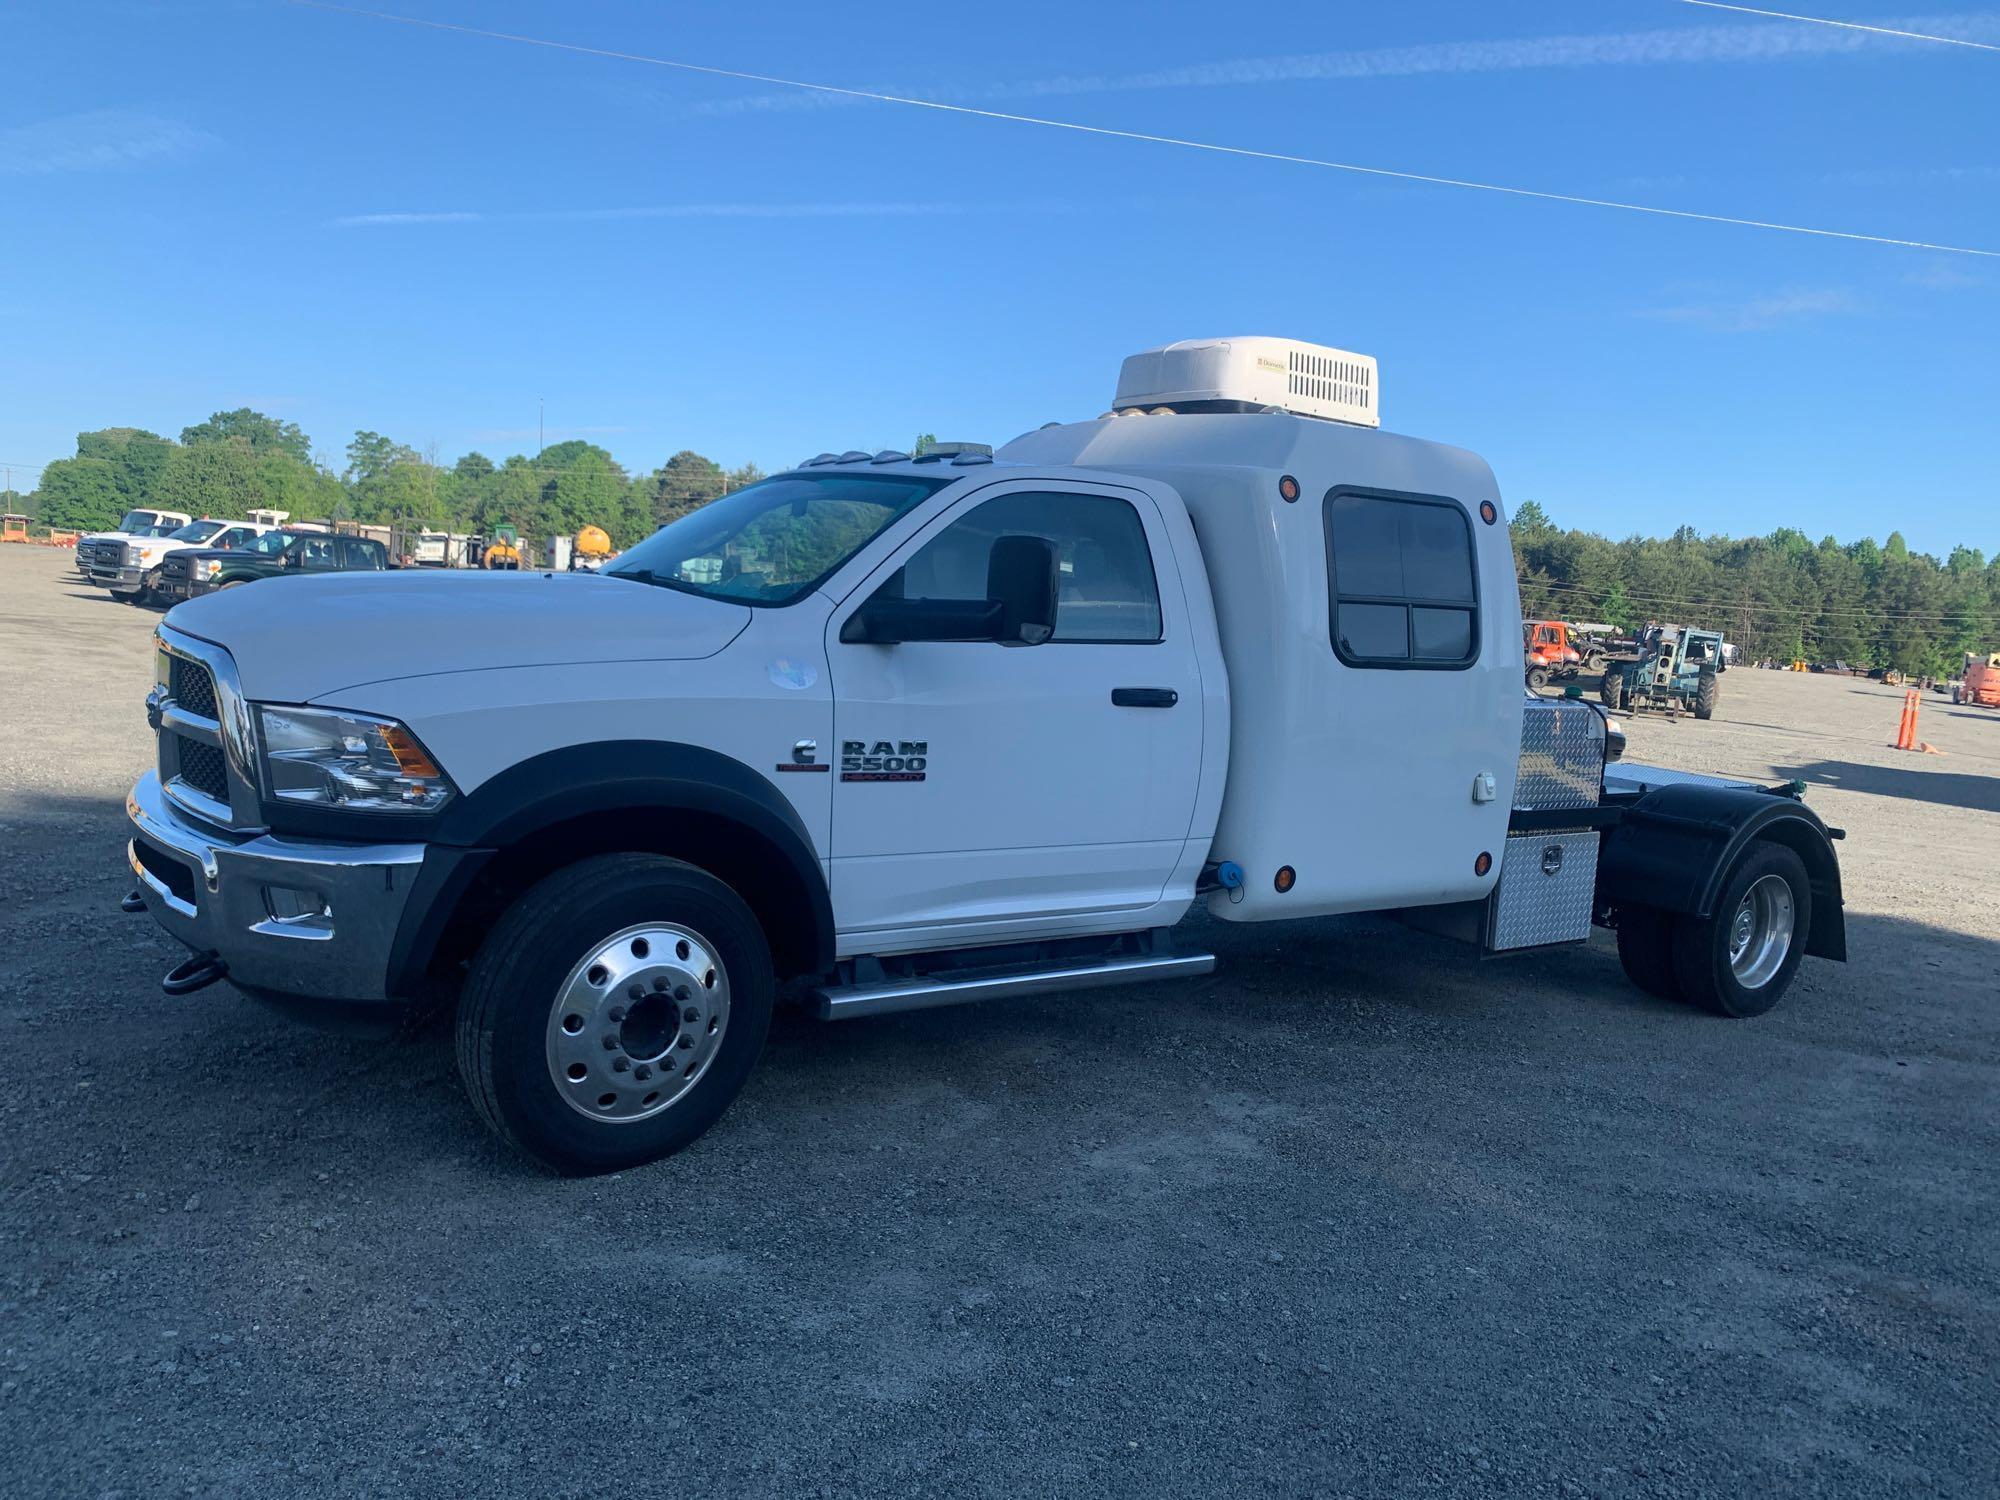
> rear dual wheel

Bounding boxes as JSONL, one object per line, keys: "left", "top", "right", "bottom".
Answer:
{"left": 456, "top": 854, "right": 774, "bottom": 1174}
{"left": 1615, "top": 843, "right": 1810, "bottom": 1018}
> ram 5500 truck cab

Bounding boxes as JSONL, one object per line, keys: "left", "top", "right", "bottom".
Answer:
{"left": 124, "top": 337, "right": 1845, "bottom": 1173}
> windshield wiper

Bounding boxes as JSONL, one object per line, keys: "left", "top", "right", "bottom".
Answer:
{"left": 602, "top": 567, "right": 704, "bottom": 598}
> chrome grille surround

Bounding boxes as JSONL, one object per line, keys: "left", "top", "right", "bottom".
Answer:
{"left": 151, "top": 624, "right": 262, "bottom": 830}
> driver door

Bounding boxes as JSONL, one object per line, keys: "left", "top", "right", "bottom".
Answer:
{"left": 824, "top": 482, "right": 1205, "bottom": 947}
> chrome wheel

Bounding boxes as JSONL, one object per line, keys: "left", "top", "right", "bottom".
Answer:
{"left": 544, "top": 922, "right": 731, "bottom": 1124}
{"left": 1727, "top": 874, "right": 1795, "bottom": 990}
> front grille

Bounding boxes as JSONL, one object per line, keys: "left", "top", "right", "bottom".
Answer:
{"left": 174, "top": 735, "right": 228, "bottom": 802}
{"left": 133, "top": 838, "right": 198, "bottom": 907}
{"left": 169, "top": 656, "right": 218, "bottom": 720}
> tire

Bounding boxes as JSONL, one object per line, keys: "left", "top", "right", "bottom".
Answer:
{"left": 1601, "top": 671, "right": 1626, "bottom": 712}
{"left": 1527, "top": 666, "right": 1550, "bottom": 693}
{"left": 1671, "top": 842, "right": 1811, "bottom": 1018}
{"left": 1694, "top": 668, "right": 1718, "bottom": 721}
{"left": 455, "top": 853, "right": 774, "bottom": 1174}
{"left": 1616, "top": 906, "right": 1682, "bottom": 1001}
{"left": 1584, "top": 650, "right": 1607, "bottom": 674}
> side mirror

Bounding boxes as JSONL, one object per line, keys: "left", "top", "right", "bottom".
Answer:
{"left": 986, "top": 534, "right": 1059, "bottom": 645}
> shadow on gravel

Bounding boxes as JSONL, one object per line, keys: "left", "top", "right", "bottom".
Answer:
{"left": 1775, "top": 758, "right": 2000, "bottom": 814}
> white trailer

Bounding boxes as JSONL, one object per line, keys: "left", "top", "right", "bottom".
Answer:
{"left": 123, "top": 337, "right": 1846, "bottom": 1173}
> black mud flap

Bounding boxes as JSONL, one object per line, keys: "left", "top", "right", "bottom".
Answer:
{"left": 1595, "top": 782, "right": 1846, "bottom": 961}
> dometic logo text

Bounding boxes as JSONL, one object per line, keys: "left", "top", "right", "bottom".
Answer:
{"left": 842, "top": 740, "right": 928, "bottom": 782}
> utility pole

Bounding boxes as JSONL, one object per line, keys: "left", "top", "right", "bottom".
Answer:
{"left": 538, "top": 398, "right": 544, "bottom": 464}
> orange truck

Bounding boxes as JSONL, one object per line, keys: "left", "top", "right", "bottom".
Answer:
{"left": 1955, "top": 652, "right": 2000, "bottom": 708}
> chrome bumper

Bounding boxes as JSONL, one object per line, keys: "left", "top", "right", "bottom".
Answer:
{"left": 126, "top": 768, "right": 427, "bottom": 1003}
{"left": 90, "top": 564, "right": 144, "bottom": 590}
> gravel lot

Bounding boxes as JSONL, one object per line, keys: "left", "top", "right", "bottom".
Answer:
{"left": 3, "top": 543, "right": 1996, "bottom": 1498}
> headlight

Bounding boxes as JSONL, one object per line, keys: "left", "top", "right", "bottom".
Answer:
{"left": 201, "top": 559, "right": 222, "bottom": 578}
{"left": 257, "top": 706, "right": 454, "bottom": 813}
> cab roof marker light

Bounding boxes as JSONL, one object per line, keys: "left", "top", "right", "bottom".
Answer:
{"left": 836, "top": 450, "right": 871, "bottom": 463}
{"left": 869, "top": 450, "right": 911, "bottom": 464}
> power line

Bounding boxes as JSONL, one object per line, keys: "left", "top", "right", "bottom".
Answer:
{"left": 1671, "top": 2, "right": 2000, "bottom": 51}
{"left": 291, "top": 1, "right": 2000, "bottom": 259}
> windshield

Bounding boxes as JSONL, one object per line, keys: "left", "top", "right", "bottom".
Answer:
{"left": 606, "top": 472, "right": 950, "bottom": 605}
{"left": 166, "top": 520, "right": 226, "bottom": 543}
{"left": 117, "top": 510, "right": 162, "bottom": 533}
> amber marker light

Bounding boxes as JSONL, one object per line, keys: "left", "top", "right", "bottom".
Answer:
{"left": 1479, "top": 501, "right": 1498, "bottom": 525}
{"left": 381, "top": 725, "right": 443, "bottom": 779}
{"left": 1279, "top": 475, "right": 1300, "bottom": 503}
{"left": 1274, "top": 865, "right": 1297, "bottom": 893}
{"left": 1474, "top": 851, "right": 1493, "bottom": 876}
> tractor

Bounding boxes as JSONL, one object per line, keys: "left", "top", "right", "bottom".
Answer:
{"left": 1600, "top": 624, "right": 1724, "bottom": 720}
{"left": 1524, "top": 619, "right": 1612, "bottom": 692}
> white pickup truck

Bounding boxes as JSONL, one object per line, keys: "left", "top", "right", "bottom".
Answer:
{"left": 74, "top": 508, "right": 193, "bottom": 580}
{"left": 125, "top": 337, "right": 1845, "bottom": 1173}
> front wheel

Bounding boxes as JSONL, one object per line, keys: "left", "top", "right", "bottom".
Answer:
{"left": 1601, "top": 671, "right": 1626, "bottom": 711}
{"left": 1671, "top": 842, "right": 1811, "bottom": 1018}
{"left": 1694, "top": 667, "right": 1718, "bottom": 721}
{"left": 455, "top": 853, "right": 774, "bottom": 1173}
{"left": 1527, "top": 666, "right": 1550, "bottom": 693}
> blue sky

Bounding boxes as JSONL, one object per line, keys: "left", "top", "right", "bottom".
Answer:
{"left": 2, "top": 1, "right": 1993, "bottom": 554}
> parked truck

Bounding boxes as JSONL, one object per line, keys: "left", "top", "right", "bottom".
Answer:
{"left": 153, "top": 529, "right": 391, "bottom": 603}
{"left": 123, "top": 337, "right": 1846, "bottom": 1174}
{"left": 84, "top": 517, "right": 279, "bottom": 604}
{"left": 74, "top": 508, "right": 194, "bottom": 578}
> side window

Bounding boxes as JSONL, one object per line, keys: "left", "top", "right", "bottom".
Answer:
{"left": 300, "top": 537, "right": 340, "bottom": 570}
{"left": 1324, "top": 490, "right": 1479, "bottom": 669}
{"left": 887, "top": 490, "right": 1163, "bottom": 643}
{"left": 214, "top": 528, "right": 248, "bottom": 550}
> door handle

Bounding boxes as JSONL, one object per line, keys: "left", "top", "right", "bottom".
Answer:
{"left": 1111, "top": 687, "right": 1179, "bottom": 708}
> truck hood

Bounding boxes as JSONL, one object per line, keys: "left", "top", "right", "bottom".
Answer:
{"left": 164, "top": 570, "right": 753, "bottom": 702}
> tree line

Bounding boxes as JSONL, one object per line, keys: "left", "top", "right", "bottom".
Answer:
{"left": 1511, "top": 501, "right": 1999, "bottom": 677}
{"left": 17, "top": 408, "right": 1996, "bottom": 675}
{"left": 22, "top": 408, "right": 762, "bottom": 551}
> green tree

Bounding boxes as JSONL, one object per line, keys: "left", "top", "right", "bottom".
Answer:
{"left": 153, "top": 442, "right": 261, "bottom": 519}
{"left": 77, "top": 428, "right": 176, "bottom": 507}
{"left": 32, "top": 456, "right": 124, "bottom": 531}
{"left": 646, "top": 450, "right": 727, "bottom": 525}
{"left": 911, "top": 433, "right": 937, "bottom": 458}
{"left": 180, "top": 409, "right": 312, "bottom": 464}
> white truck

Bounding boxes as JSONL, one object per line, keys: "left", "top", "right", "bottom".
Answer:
{"left": 85, "top": 516, "right": 281, "bottom": 604}
{"left": 123, "top": 337, "right": 1846, "bottom": 1173}
{"left": 74, "top": 507, "right": 193, "bottom": 579}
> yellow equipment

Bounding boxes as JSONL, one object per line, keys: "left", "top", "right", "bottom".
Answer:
{"left": 575, "top": 524, "right": 613, "bottom": 561}
{"left": 0, "top": 514, "right": 28, "bottom": 543}
{"left": 482, "top": 524, "right": 522, "bottom": 570}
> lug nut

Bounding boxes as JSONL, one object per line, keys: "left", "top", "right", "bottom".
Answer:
{"left": 675, "top": 985, "right": 691, "bottom": 1002}
{"left": 602, "top": 1035, "right": 618, "bottom": 1051}
{"left": 682, "top": 1006, "right": 699, "bottom": 1023}
{"left": 633, "top": 1064, "right": 652, "bottom": 1081}
{"left": 627, "top": 982, "right": 644, "bottom": 999}
{"left": 608, "top": 1005, "right": 627, "bottom": 1023}
{"left": 612, "top": 1057, "right": 629, "bottom": 1073}
{"left": 653, "top": 976, "right": 670, "bottom": 991}
{"left": 677, "top": 1036, "right": 694, "bottom": 1050}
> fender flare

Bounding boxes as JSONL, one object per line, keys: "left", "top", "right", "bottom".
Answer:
{"left": 387, "top": 740, "right": 834, "bottom": 994}
{"left": 1596, "top": 782, "right": 1846, "bottom": 961}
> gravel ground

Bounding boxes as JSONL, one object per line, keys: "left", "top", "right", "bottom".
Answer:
{"left": 2, "top": 544, "right": 1996, "bottom": 1498}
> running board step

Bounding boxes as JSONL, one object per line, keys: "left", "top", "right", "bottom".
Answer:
{"left": 816, "top": 951, "right": 1216, "bottom": 1021}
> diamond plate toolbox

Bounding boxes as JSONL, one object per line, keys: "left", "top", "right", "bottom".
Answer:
{"left": 1514, "top": 697, "right": 1606, "bottom": 812}
{"left": 1487, "top": 831, "right": 1599, "bottom": 950}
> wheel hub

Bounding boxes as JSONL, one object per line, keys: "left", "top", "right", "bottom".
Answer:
{"left": 545, "top": 922, "right": 731, "bottom": 1123}
{"left": 1727, "top": 874, "right": 1795, "bottom": 990}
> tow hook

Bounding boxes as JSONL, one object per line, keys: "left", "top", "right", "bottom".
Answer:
{"left": 120, "top": 889, "right": 147, "bottom": 913}
{"left": 162, "top": 952, "right": 229, "bottom": 996}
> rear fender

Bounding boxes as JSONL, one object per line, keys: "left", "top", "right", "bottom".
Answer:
{"left": 1596, "top": 782, "right": 1845, "bottom": 961}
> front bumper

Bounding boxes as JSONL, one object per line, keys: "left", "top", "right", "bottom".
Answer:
{"left": 126, "top": 768, "right": 428, "bottom": 1004}
{"left": 155, "top": 575, "right": 206, "bottom": 602}
{"left": 89, "top": 563, "right": 145, "bottom": 592}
